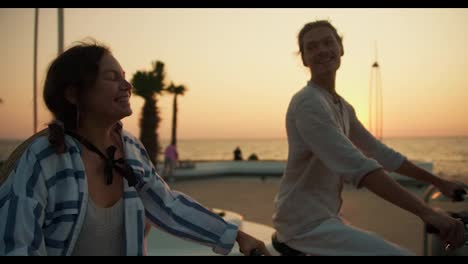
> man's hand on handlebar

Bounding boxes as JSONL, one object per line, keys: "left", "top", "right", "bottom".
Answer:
{"left": 435, "top": 179, "right": 467, "bottom": 202}
{"left": 422, "top": 207, "right": 466, "bottom": 249}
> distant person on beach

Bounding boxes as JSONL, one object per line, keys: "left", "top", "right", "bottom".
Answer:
{"left": 233, "top": 146, "right": 243, "bottom": 161}
{"left": 272, "top": 20, "right": 466, "bottom": 256}
{"left": 163, "top": 143, "right": 178, "bottom": 181}
{"left": 0, "top": 41, "right": 270, "bottom": 256}
{"left": 248, "top": 153, "right": 259, "bottom": 161}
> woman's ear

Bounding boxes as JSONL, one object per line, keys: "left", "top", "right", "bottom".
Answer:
{"left": 64, "top": 86, "right": 78, "bottom": 105}
{"left": 339, "top": 37, "right": 344, "bottom": 56}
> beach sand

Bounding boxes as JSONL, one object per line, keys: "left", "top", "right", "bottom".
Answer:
{"left": 170, "top": 176, "right": 428, "bottom": 255}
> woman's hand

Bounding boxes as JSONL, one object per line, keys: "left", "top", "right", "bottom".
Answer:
{"left": 236, "top": 230, "right": 271, "bottom": 256}
{"left": 420, "top": 207, "right": 465, "bottom": 249}
{"left": 435, "top": 178, "right": 467, "bottom": 201}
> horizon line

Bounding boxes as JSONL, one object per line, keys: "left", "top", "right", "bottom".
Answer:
{"left": 1, "top": 134, "right": 468, "bottom": 142}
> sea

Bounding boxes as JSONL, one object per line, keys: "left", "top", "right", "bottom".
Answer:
{"left": 1, "top": 136, "right": 467, "bottom": 179}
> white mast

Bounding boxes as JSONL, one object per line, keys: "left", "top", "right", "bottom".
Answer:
{"left": 58, "top": 8, "right": 64, "bottom": 55}
{"left": 33, "top": 8, "right": 39, "bottom": 133}
{"left": 369, "top": 41, "right": 383, "bottom": 140}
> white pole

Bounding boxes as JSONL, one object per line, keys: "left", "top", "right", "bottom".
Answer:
{"left": 33, "top": 8, "right": 39, "bottom": 133}
{"left": 58, "top": 8, "right": 64, "bottom": 55}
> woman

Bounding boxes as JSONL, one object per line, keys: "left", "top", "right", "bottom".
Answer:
{"left": 0, "top": 41, "right": 269, "bottom": 256}
{"left": 272, "top": 20, "right": 466, "bottom": 255}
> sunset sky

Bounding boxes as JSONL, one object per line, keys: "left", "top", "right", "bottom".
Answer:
{"left": 1, "top": 8, "right": 467, "bottom": 140}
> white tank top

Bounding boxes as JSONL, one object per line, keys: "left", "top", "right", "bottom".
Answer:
{"left": 72, "top": 198, "right": 124, "bottom": 256}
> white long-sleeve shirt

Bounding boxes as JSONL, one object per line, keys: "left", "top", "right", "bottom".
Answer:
{"left": 273, "top": 81, "right": 406, "bottom": 241}
{"left": 0, "top": 129, "right": 238, "bottom": 256}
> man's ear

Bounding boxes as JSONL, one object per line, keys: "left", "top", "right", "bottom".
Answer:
{"left": 64, "top": 86, "right": 78, "bottom": 105}
{"left": 301, "top": 53, "right": 308, "bottom": 67}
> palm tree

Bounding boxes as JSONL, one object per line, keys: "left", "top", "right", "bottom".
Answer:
{"left": 166, "top": 83, "right": 187, "bottom": 147}
{"left": 131, "top": 61, "right": 167, "bottom": 166}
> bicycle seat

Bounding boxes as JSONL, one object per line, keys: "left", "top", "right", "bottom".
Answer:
{"left": 271, "top": 232, "right": 306, "bottom": 256}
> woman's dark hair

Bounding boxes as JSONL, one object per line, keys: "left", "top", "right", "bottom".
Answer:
{"left": 297, "top": 20, "right": 344, "bottom": 56}
{"left": 43, "top": 40, "right": 111, "bottom": 152}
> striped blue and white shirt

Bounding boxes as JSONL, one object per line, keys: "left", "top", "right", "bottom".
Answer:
{"left": 0, "top": 130, "right": 239, "bottom": 256}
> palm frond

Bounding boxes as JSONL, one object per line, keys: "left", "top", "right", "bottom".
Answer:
{"left": 166, "top": 83, "right": 187, "bottom": 95}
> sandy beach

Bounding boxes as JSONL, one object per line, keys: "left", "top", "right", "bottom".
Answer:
{"left": 170, "top": 176, "right": 429, "bottom": 255}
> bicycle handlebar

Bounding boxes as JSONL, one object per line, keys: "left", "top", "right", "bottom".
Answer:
{"left": 453, "top": 189, "right": 467, "bottom": 202}
{"left": 425, "top": 188, "right": 466, "bottom": 234}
